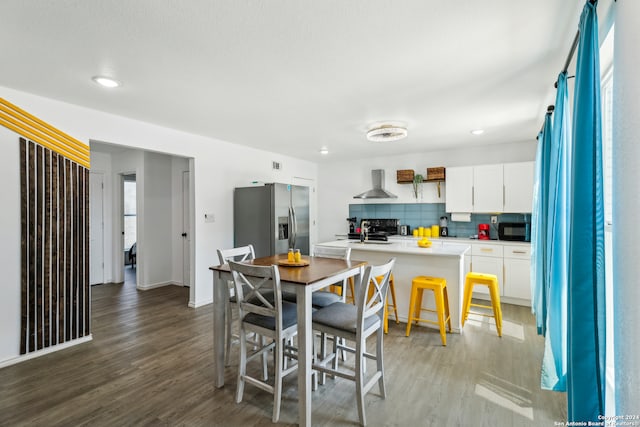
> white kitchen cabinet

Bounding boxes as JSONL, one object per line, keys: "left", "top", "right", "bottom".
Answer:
{"left": 446, "top": 162, "right": 534, "bottom": 214}
{"left": 473, "top": 164, "right": 504, "bottom": 213}
{"left": 503, "top": 244, "right": 532, "bottom": 301}
{"left": 445, "top": 166, "right": 473, "bottom": 212}
{"left": 470, "top": 243, "right": 504, "bottom": 296}
{"left": 503, "top": 162, "right": 534, "bottom": 213}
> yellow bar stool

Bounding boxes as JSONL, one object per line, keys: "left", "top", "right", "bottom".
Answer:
{"left": 383, "top": 274, "right": 399, "bottom": 334}
{"left": 461, "top": 272, "right": 502, "bottom": 337}
{"left": 345, "top": 277, "right": 356, "bottom": 304}
{"left": 405, "top": 276, "right": 451, "bottom": 346}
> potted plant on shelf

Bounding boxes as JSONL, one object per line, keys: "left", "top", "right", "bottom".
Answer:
{"left": 412, "top": 173, "right": 424, "bottom": 200}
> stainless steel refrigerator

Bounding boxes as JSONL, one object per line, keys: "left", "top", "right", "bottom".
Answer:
{"left": 234, "top": 183, "right": 310, "bottom": 257}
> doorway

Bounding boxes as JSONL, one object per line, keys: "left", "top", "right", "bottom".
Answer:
{"left": 123, "top": 174, "right": 137, "bottom": 286}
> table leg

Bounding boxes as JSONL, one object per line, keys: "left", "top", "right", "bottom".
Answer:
{"left": 296, "top": 285, "right": 313, "bottom": 427}
{"left": 214, "top": 270, "right": 226, "bottom": 388}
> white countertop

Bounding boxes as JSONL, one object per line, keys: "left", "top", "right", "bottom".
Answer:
{"left": 390, "top": 236, "right": 531, "bottom": 247}
{"left": 317, "top": 238, "right": 471, "bottom": 257}
{"left": 334, "top": 234, "right": 531, "bottom": 247}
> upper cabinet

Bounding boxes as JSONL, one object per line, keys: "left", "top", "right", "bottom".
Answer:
{"left": 503, "top": 162, "right": 534, "bottom": 213}
{"left": 473, "top": 164, "right": 504, "bottom": 212}
{"left": 445, "top": 161, "right": 534, "bottom": 213}
{"left": 444, "top": 166, "right": 473, "bottom": 212}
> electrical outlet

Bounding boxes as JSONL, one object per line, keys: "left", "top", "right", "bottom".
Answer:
{"left": 490, "top": 215, "right": 498, "bottom": 224}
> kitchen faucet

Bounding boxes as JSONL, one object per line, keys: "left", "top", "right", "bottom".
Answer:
{"left": 360, "top": 221, "right": 370, "bottom": 242}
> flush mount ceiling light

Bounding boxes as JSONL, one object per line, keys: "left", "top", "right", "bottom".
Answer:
{"left": 470, "top": 129, "right": 485, "bottom": 135}
{"left": 92, "top": 76, "right": 121, "bottom": 88}
{"left": 319, "top": 147, "right": 329, "bottom": 155}
{"left": 366, "top": 124, "right": 408, "bottom": 142}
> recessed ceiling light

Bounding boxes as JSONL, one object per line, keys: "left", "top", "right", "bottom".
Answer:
{"left": 470, "top": 129, "right": 485, "bottom": 135}
{"left": 92, "top": 76, "right": 121, "bottom": 88}
{"left": 319, "top": 147, "right": 329, "bottom": 155}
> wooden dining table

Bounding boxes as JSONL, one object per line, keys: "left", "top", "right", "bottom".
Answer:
{"left": 210, "top": 254, "right": 367, "bottom": 427}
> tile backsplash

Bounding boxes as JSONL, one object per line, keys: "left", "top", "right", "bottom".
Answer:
{"left": 348, "top": 203, "right": 529, "bottom": 239}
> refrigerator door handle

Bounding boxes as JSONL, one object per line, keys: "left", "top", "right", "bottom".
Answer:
{"left": 288, "top": 207, "right": 293, "bottom": 249}
{"left": 291, "top": 206, "right": 298, "bottom": 248}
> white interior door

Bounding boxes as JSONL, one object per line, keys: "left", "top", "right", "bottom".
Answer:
{"left": 90, "top": 172, "right": 104, "bottom": 285}
{"left": 182, "top": 171, "right": 190, "bottom": 287}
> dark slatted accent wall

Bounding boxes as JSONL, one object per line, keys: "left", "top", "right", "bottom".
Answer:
{"left": 20, "top": 138, "right": 90, "bottom": 354}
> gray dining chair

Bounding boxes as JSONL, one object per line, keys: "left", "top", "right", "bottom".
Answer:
{"left": 310, "top": 245, "right": 353, "bottom": 307}
{"left": 228, "top": 261, "right": 298, "bottom": 423}
{"left": 311, "top": 258, "right": 396, "bottom": 426}
{"left": 281, "top": 245, "right": 352, "bottom": 310}
{"left": 216, "top": 245, "right": 256, "bottom": 366}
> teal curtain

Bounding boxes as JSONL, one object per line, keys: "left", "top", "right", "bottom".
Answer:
{"left": 567, "top": 1, "right": 606, "bottom": 421}
{"left": 541, "top": 72, "right": 571, "bottom": 391}
{"left": 531, "top": 112, "right": 552, "bottom": 336}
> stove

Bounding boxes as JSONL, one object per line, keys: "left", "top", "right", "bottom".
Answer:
{"left": 347, "top": 232, "right": 389, "bottom": 241}
{"left": 360, "top": 218, "right": 399, "bottom": 235}
{"left": 347, "top": 218, "right": 399, "bottom": 240}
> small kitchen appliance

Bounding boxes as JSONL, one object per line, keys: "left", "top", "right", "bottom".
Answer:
{"left": 439, "top": 216, "right": 449, "bottom": 237}
{"left": 498, "top": 222, "right": 531, "bottom": 241}
{"left": 399, "top": 225, "right": 410, "bottom": 236}
{"left": 478, "top": 223, "right": 490, "bottom": 240}
{"left": 347, "top": 217, "right": 357, "bottom": 233}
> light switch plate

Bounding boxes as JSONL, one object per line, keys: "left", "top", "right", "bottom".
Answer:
{"left": 490, "top": 215, "right": 498, "bottom": 224}
{"left": 204, "top": 213, "right": 215, "bottom": 223}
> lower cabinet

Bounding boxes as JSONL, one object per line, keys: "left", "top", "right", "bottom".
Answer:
{"left": 503, "top": 245, "right": 532, "bottom": 301}
{"left": 468, "top": 241, "right": 531, "bottom": 306}
{"left": 470, "top": 243, "right": 504, "bottom": 296}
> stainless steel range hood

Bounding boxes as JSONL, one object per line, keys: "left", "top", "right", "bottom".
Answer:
{"left": 353, "top": 169, "right": 397, "bottom": 199}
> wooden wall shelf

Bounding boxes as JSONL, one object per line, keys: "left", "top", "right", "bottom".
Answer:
{"left": 396, "top": 169, "right": 415, "bottom": 184}
{"left": 426, "top": 167, "right": 446, "bottom": 182}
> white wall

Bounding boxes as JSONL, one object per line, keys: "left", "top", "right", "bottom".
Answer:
{"left": 140, "top": 151, "right": 173, "bottom": 288}
{"left": 613, "top": 0, "right": 640, "bottom": 416}
{"left": 89, "top": 151, "right": 113, "bottom": 283}
{"left": 0, "top": 86, "right": 318, "bottom": 364}
{"left": 0, "top": 126, "right": 21, "bottom": 362}
{"left": 317, "top": 140, "right": 537, "bottom": 242}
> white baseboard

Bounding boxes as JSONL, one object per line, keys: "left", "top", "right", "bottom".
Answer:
{"left": 189, "top": 298, "right": 213, "bottom": 308}
{"left": 0, "top": 335, "right": 93, "bottom": 369}
{"left": 136, "top": 281, "right": 184, "bottom": 291}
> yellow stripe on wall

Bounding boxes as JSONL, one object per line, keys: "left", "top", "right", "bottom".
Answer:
{"left": 0, "top": 98, "right": 90, "bottom": 168}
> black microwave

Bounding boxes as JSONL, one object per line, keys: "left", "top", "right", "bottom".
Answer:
{"left": 498, "top": 222, "right": 531, "bottom": 242}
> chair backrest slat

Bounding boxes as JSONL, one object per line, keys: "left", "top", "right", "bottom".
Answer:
{"left": 228, "top": 260, "right": 284, "bottom": 330}
{"left": 217, "top": 245, "right": 257, "bottom": 298}
{"left": 356, "top": 258, "right": 395, "bottom": 328}
{"left": 312, "top": 245, "right": 351, "bottom": 260}
{"left": 217, "top": 244, "right": 255, "bottom": 265}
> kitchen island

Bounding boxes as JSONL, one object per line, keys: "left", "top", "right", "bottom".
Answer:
{"left": 316, "top": 238, "right": 471, "bottom": 333}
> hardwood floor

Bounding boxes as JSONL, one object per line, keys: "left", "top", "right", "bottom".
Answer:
{"left": 0, "top": 282, "right": 566, "bottom": 426}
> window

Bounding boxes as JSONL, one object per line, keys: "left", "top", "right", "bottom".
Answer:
{"left": 123, "top": 178, "right": 137, "bottom": 251}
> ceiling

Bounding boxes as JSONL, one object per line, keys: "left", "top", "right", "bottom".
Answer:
{"left": 0, "top": 1, "right": 589, "bottom": 162}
